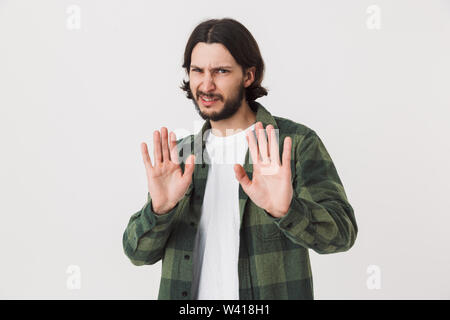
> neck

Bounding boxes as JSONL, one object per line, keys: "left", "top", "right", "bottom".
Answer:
{"left": 209, "top": 100, "right": 257, "bottom": 137}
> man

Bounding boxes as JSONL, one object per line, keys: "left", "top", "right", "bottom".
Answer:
{"left": 123, "top": 18, "right": 357, "bottom": 300}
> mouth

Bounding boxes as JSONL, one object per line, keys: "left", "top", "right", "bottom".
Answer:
{"left": 199, "top": 95, "right": 221, "bottom": 107}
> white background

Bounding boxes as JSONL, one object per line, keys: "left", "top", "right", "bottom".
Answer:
{"left": 1, "top": 0, "right": 449, "bottom": 299}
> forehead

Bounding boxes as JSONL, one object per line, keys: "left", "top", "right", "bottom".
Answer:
{"left": 190, "top": 42, "right": 238, "bottom": 68}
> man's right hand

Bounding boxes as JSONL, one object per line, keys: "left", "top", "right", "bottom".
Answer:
{"left": 141, "top": 127, "right": 195, "bottom": 215}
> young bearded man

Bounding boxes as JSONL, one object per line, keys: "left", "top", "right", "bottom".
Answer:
{"left": 123, "top": 18, "right": 358, "bottom": 300}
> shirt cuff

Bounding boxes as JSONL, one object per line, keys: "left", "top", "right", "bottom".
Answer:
{"left": 263, "top": 195, "right": 310, "bottom": 234}
{"left": 143, "top": 192, "right": 179, "bottom": 225}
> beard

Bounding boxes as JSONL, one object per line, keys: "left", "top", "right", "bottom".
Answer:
{"left": 192, "top": 80, "right": 245, "bottom": 122}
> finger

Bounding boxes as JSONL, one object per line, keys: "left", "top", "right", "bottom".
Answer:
{"left": 282, "top": 136, "right": 292, "bottom": 171}
{"left": 161, "top": 127, "right": 170, "bottom": 162}
{"left": 141, "top": 142, "right": 153, "bottom": 171}
{"left": 234, "top": 164, "right": 252, "bottom": 191}
{"left": 169, "top": 131, "right": 180, "bottom": 165}
{"left": 246, "top": 129, "right": 259, "bottom": 165}
{"left": 153, "top": 130, "right": 162, "bottom": 164}
{"left": 268, "top": 125, "right": 280, "bottom": 165}
{"left": 256, "top": 122, "right": 269, "bottom": 163}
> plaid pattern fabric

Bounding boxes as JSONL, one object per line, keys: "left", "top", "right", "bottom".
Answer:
{"left": 122, "top": 101, "right": 358, "bottom": 300}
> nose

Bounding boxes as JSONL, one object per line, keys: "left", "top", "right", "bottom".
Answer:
{"left": 199, "top": 72, "right": 216, "bottom": 93}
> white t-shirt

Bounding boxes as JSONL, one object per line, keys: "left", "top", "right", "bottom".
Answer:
{"left": 191, "top": 122, "right": 256, "bottom": 300}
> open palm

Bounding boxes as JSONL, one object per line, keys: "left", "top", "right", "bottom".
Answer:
{"left": 234, "top": 122, "right": 293, "bottom": 218}
{"left": 141, "top": 127, "right": 195, "bottom": 214}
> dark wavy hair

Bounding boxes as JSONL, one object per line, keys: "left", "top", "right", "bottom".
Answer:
{"left": 180, "top": 18, "right": 268, "bottom": 103}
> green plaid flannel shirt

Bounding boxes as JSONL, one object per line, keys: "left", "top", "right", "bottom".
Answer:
{"left": 123, "top": 101, "right": 357, "bottom": 300}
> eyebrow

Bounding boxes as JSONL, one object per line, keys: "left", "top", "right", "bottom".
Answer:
{"left": 190, "top": 65, "right": 233, "bottom": 70}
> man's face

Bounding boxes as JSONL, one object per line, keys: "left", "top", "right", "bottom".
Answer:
{"left": 189, "top": 42, "right": 246, "bottom": 122}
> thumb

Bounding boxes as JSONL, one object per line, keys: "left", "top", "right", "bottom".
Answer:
{"left": 182, "top": 154, "right": 196, "bottom": 180}
{"left": 234, "top": 164, "right": 252, "bottom": 192}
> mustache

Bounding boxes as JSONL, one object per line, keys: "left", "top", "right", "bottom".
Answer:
{"left": 197, "top": 91, "right": 223, "bottom": 100}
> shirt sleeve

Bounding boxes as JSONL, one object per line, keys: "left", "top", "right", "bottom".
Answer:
{"left": 268, "top": 130, "right": 358, "bottom": 254}
{"left": 122, "top": 192, "right": 179, "bottom": 266}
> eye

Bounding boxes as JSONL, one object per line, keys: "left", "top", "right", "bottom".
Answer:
{"left": 217, "top": 69, "right": 229, "bottom": 74}
{"left": 191, "top": 68, "right": 201, "bottom": 73}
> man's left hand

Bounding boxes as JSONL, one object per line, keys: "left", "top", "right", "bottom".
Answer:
{"left": 234, "top": 121, "right": 293, "bottom": 219}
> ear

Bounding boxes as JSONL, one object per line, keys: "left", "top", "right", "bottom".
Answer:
{"left": 243, "top": 66, "right": 256, "bottom": 88}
